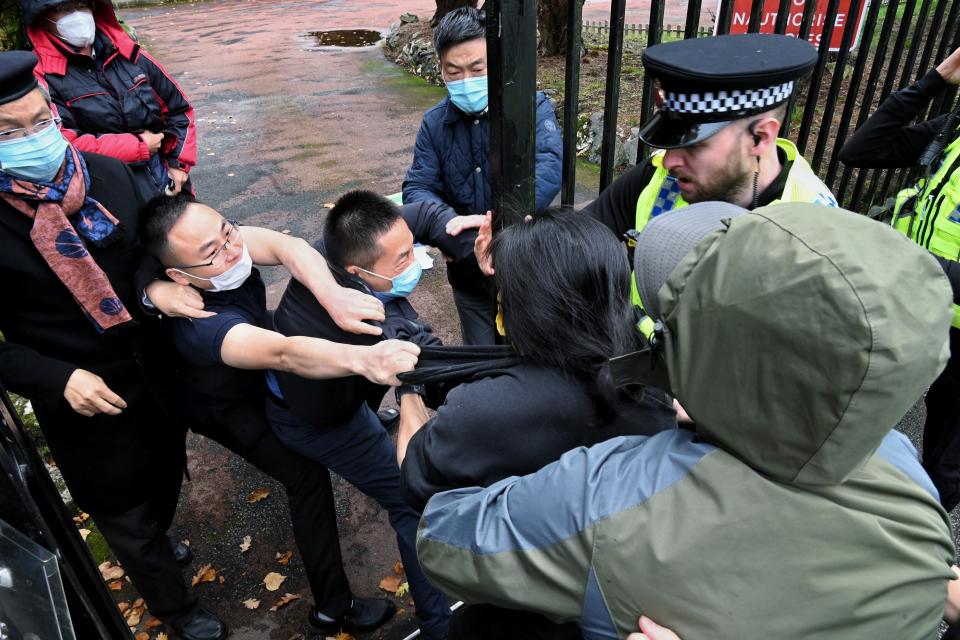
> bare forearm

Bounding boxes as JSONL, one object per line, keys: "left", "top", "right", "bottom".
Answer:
{"left": 397, "top": 393, "right": 429, "bottom": 464}
{"left": 277, "top": 336, "right": 364, "bottom": 380}
{"left": 279, "top": 236, "right": 339, "bottom": 303}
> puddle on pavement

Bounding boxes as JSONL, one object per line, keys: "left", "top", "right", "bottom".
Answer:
{"left": 307, "top": 29, "right": 382, "bottom": 48}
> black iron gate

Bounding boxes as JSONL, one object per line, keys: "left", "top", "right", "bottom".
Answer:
{"left": 486, "top": 0, "right": 959, "bottom": 218}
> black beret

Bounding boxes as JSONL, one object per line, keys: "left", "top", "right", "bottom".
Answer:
{"left": 0, "top": 51, "right": 40, "bottom": 107}
{"left": 638, "top": 34, "right": 818, "bottom": 149}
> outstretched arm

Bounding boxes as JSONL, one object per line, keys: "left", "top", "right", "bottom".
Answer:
{"left": 239, "top": 226, "right": 385, "bottom": 336}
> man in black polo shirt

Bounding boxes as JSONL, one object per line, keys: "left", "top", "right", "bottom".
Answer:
{"left": 139, "top": 193, "right": 420, "bottom": 636}
{"left": 266, "top": 190, "right": 475, "bottom": 640}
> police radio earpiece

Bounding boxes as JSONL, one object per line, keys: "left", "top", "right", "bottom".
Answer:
{"left": 748, "top": 120, "right": 762, "bottom": 147}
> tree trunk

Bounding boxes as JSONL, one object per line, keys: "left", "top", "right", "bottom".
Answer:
{"left": 538, "top": 0, "right": 576, "bottom": 57}
{"left": 431, "top": 0, "right": 480, "bottom": 28}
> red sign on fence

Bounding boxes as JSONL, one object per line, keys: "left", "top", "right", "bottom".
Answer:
{"left": 719, "top": 0, "right": 869, "bottom": 51}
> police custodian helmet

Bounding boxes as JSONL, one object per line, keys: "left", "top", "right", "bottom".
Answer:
{"left": 638, "top": 33, "right": 819, "bottom": 149}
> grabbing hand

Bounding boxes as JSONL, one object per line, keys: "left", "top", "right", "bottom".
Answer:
{"left": 937, "top": 46, "right": 960, "bottom": 85}
{"left": 145, "top": 280, "right": 215, "bottom": 319}
{"left": 64, "top": 369, "right": 127, "bottom": 417}
{"left": 446, "top": 214, "right": 487, "bottom": 237}
{"left": 354, "top": 340, "right": 420, "bottom": 386}
{"left": 474, "top": 211, "right": 495, "bottom": 276}
{"left": 166, "top": 167, "right": 189, "bottom": 195}
{"left": 322, "top": 286, "right": 385, "bottom": 336}
{"left": 140, "top": 130, "right": 164, "bottom": 154}
{"left": 626, "top": 616, "right": 682, "bottom": 640}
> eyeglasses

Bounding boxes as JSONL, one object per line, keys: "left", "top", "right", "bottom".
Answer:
{"left": 0, "top": 116, "right": 62, "bottom": 142}
{"left": 174, "top": 220, "right": 241, "bottom": 270}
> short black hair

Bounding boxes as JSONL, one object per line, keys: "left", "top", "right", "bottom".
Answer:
{"left": 139, "top": 192, "right": 197, "bottom": 263}
{"left": 433, "top": 7, "right": 485, "bottom": 59}
{"left": 323, "top": 190, "right": 402, "bottom": 268}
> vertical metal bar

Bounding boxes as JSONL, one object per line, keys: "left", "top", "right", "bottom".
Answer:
{"left": 826, "top": 0, "right": 884, "bottom": 196}
{"left": 773, "top": 0, "right": 792, "bottom": 34}
{"left": 486, "top": 0, "right": 537, "bottom": 228}
{"left": 795, "top": 0, "right": 843, "bottom": 156}
{"left": 781, "top": 0, "right": 820, "bottom": 138}
{"left": 748, "top": 0, "right": 767, "bottom": 33}
{"left": 561, "top": 0, "right": 583, "bottom": 205}
{"left": 716, "top": 0, "right": 736, "bottom": 35}
{"left": 812, "top": 0, "right": 864, "bottom": 174}
{"left": 599, "top": 0, "right": 627, "bottom": 191}
{"left": 685, "top": 0, "right": 704, "bottom": 38}
{"left": 638, "top": 0, "right": 666, "bottom": 165}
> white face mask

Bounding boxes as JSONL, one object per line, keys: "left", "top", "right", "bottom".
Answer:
{"left": 53, "top": 11, "right": 96, "bottom": 49}
{"left": 173, "top": 244, "right": 253, "bottom": 292}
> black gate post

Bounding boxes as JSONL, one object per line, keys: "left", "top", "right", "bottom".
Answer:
{"left": 486, "top": 0, "right": 538, "bottom": 230}
{"left": 0, "top": 389, "right": 131, "bottom": 639}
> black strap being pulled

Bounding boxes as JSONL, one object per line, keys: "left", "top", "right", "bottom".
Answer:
{"left": 398, "top": 345, "right": 522, "bottom": 385}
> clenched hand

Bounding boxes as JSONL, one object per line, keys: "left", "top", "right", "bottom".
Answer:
{"left": 354, "top": 340, "right": 420, "bottom": 386}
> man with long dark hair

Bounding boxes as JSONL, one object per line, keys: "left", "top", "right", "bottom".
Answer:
{"left": 397, "top": 209, "right": 677, "bottom": 640}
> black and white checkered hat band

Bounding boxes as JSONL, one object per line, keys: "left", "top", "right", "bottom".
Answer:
{"left": 664, "top": 81, "right": 794, "bottom": 115}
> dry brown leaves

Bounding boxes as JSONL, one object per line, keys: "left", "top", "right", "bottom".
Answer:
{"left": 332, "top": 633, "right": 356, "bottom": 640}
{"left": 117, "top": 602, "right": 130, "bottom": 614}
{"left": 269, "top": 592, "right": 301, "bottom": 612}
{"left": 246, "top": 488, "right": 271, "bottom": 503}
{"left": 73, "top": 512, "right": 89, "bottom": 525}
{"left": 242, "top": 598, "right": 261, "bottom": 610}
{"left": 124, "top": 598, "right": 145, "bottom": 627}
{"left": 191, "top": 563, "right": 218, "bottom": 586}
{"left": 78, "top": 528, "right": 91, "bottom": 541}
{"left": 275, "top": 550, "right": 293, "bottom": 565}
{"left": 239, "top": 535, "right": 252, "bottom": 553}
{"left": 144, "top": 617, "right": 163, "bottom": 629}
{"left": 135, "top": 633, "right": 149, "bottom": 640}
{"left": 156, "top": 634, "right": 168, "bottom": 640}
{"left": 99, "top": 561, "right": 124, "bottom": 581}
{"left": 378, "top": 575, "right": 402, "bottom": 593}
{"left": 263, "top": 572, "right": 286, "bottom": 591}
{"left": 107, "top": 580, "right": 123, "bottom": 591}
{"left": 393, "top": 561, "right": 404, "bottom": 575}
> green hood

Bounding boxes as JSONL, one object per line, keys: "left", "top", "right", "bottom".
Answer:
{"left": 656, "top": 203, "right": 952, "bottom": 485}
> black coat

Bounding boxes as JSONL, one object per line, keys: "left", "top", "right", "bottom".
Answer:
{"left": 0, "top": 152, "right": 186, "bottom": 515}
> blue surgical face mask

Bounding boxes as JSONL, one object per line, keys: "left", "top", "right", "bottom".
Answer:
{"left": 359, "top": 260, "right": 423, "bottom": 301}
{"left": 446, "top": 76, "right": 488, "bottom": 114}
{"left": 0, "top": 124, "right": 69, "bottom": 183}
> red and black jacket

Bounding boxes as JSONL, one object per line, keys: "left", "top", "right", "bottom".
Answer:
{"left": 25, "top": 0, "right": 196, "bottom": 199}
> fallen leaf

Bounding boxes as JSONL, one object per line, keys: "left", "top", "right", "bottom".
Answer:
{"left": 269, "top": 592, "right": 301, "bottom": 612}
{"left": 218, "top": 575, "right": 225, "bottom": 585}
{"left": 191, "top": 563, "right": 217, "bottom": 586}
{"left": 135, "top": 633, "right": 149, "bottom": 640}
{"left": 107, "top": 580, "right": 123, "bottom": 591}
{"left": 242, "top": 598, "right": 261, "bottom": 610}
{"left": 395, "top": 581, "right": 409, "bottom": 598}
{"left": 240, "top": 535, "right": 251, "bottom": 553}
{"left": 246, "top": 488, "right": 270, "bottom": 503}
{"left": 133, "top": 598, "right": 144, "bottom": 608}
{"left": 73, "top": 511, "right": 89, "bottom": 524}
{"left": 157, "top": 634, "right": 168, "bottom": 640}
{"left": 263, "top": 572, "right": 286, "bottom": 591}
{"left": 125, "top": 609, "right": 142, "bottom": 627}
{"left": 275, "top": 550, "right": 293, "bottom": 565}
{"left": 144, "top": 617, "right": 163, "bottom": 628}
{"left": 393, "top": 561, "right": 404, "bottom": 575}
{"left": 332, "top": 633, "right": 355, "bottom": 640}
{"left": 117, "top": 602, "right": 130, "bottom": 614}
{"left": 79, "top": 528, "right": 91, "bottom": 541}
{"left": 323, "top": 202, "right": 335, "bottom": 209}
{"left": 378, "top": 574, "right": 402, "bottom": 593}
{"left": 99, "top": 562, "right": 125, "bottom": 581}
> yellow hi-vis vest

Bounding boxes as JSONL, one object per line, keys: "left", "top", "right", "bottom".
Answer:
{"left": 630, "top": 139, "right": 838, "bottom": 321}
{"left": 891, "top": 129, "right": 960, "bottom": 329}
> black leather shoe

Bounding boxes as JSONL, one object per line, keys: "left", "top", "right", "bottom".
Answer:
{"left": 171, "top": 608, "right": 227, "bottom": 640}
{"left": 305, "top": 597, "right": 396, "bottom": 635}
{"left": 169, "top": 536, "right": 193, "bottom": 567}
{"left": 377, "top": 408, "right": 400, "bottom": 430}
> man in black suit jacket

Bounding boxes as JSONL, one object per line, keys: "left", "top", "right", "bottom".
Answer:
{"left": 0, "top": 51, "right": 225, "bottom": 640}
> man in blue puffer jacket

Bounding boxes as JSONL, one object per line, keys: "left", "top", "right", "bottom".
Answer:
{"left": 403, "top": 7, "right": 562, "bottom": 345}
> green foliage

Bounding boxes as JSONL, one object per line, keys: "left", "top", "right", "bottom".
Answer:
{"left": 0, "top": 0, "right": 24, "bottom": 52}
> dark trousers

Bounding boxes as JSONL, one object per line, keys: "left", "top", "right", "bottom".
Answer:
{"left": 448, "top": 604, "right": 582, "bottom": 640}
{"left": 451, "top": 288, "right": 498, "bottom": 346}
{"left": 922, "top": 357, "right": 960, "bottom": 511}
{"left": 192, "top": 402, "right": 351, "bottom": 615}
{"left": 266, "top": 400, "right": 451, "bottom": 639}
{"left": 93, "top": 465, "right": 197, "bottom": 626}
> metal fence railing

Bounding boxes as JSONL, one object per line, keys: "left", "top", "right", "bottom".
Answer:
{"left": 485, "top": 0, "right": 960, "bottom": 217}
